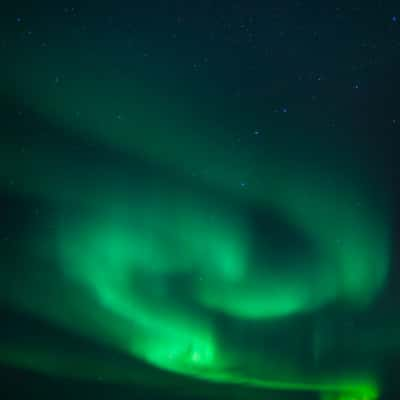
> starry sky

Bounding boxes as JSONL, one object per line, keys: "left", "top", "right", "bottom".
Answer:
{"left": 0, "top": 1, "right": 400, "bottom": 400}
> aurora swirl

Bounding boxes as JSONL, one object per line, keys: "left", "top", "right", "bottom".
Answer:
{"left": 0, "top": 90, "right": 390, "bottom": 399}
{"left": 0, "top": 4, "right": 397, "bottom": 399}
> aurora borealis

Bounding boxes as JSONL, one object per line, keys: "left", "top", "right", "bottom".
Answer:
{"left": 1, "top": 2, "right": 400, "bottom": 400}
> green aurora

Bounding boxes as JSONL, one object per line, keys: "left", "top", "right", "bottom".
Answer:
{"left": 0, "top": 8, "right": 397, "bottom": 400}
{"left": 0, "top": 85, "right": 391, "bottom": 400}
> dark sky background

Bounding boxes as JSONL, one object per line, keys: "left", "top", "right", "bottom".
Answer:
{"left": 1, "top": 1, "right": 400, "bottom": 400}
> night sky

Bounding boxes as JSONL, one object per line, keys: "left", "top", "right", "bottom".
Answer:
{"left": 0, "top": 1, "right": 400, "bottom": 400}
